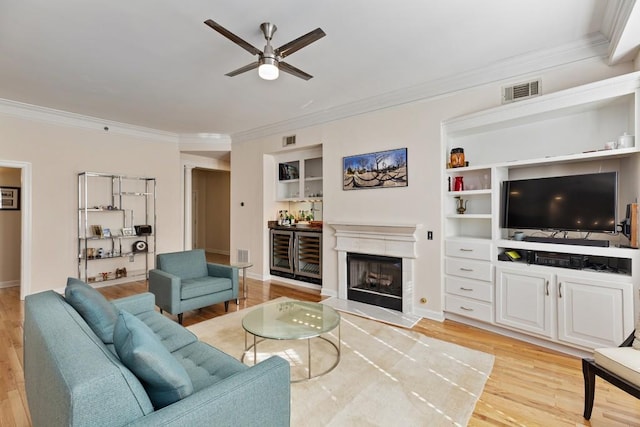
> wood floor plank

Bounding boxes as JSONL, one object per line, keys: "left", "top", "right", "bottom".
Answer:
{"left": 0, "top": 254, "right": 639, "bottom": 425}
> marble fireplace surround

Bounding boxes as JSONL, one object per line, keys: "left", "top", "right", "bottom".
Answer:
{"left": 328, "top": 222, "right": 422, "bottom": 315}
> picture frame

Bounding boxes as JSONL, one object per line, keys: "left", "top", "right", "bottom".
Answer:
{"left": 343, "top": 148, "right": 408, "bottom": 190}
{"left": 0, "top": 186, "right": 20, "bottom": 210}
{"left": 122, "top": 227, "right": 135, "bottom": 237}
{"left": 102, "top": 228, "right": 111, "bottom": 238}
{"left": 92, "top": 224, "right": 103, "bottom": 237}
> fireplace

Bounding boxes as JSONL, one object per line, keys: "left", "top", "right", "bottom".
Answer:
{"left": 347, "top": 253, "right": 402, "bottom": 311}
{"left": 329, "top": 222, "right": 421, "bottom": 315}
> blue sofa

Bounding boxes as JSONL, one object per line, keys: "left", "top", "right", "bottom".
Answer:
{"left": 24, "top": 287, "right": 290, "bottom": 426}
{"left": 149, "top": 249, "right": 239, "bottom": 324}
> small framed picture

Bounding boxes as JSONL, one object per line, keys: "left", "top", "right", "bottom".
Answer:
{"left": 122, "top": 227, "right": 135, "bottom": 237}
{"left": 92, "top": 225, "right": 103, "bottom": 237}
{"left": 102, "top": 228, "right": 111, "bottom": 238}
{"left": 1, "top": 187, "right": 20, "bottom": 210}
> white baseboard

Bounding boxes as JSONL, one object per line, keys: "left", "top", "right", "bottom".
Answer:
{"left": 0, "top": 280, "right": 19, "bottom": 289}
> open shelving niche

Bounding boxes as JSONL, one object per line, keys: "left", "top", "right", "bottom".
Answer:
{"left": 78, "top": 172, "right": 156, "bottom": 286}
{"left": 441, "top": 71, "right": 640, "bottom": 354}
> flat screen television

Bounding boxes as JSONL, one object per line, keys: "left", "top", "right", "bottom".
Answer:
{"left": 501, "top": 172, "right": 618, "bottom": 233}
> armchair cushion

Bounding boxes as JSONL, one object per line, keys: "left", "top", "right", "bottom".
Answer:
{"left": 182, "top": 277, "right": 233, "bottom": 300}
{"left": 594, "top": 347, "right": 640, "bottom": 386}
{"left": 157, "top": 249, "right": 208, "bottom": 280}
{"left": 114, "top": 310, "right": 194, "bottom": 409}
{"left": 64, "top": 277, "right": 118, "bottom": 344}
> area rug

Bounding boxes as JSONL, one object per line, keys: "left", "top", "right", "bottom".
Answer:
{"left": 188, "top": 299, "right": 494, "bottom": 426}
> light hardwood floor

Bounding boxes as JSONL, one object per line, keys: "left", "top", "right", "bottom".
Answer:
{"left": 1, "top": 257, "right": 639, "bottom": 426}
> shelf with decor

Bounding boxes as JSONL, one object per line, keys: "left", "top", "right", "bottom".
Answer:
{"left": 275, "top": 147, "right": 323, "bottom": 201}
{"left": 441, "top": 71, "right": 640, "bottom": 355}
{"left": 78, "top": 172, "right": 156, "bottom": 285}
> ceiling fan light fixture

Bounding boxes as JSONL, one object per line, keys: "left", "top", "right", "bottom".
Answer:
{"left": 258, "top": 56, "right": 279, "bottom": 80}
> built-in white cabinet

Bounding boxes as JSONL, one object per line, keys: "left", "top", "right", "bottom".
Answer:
{"left": 276, "top": 147, "right": 323, "bottom": 201}
{"left": 496, "top": 267, "right": 633, "bottom": 349}
{"left": 496, "top": 268, "right": 553, "bottom": 338}
{"left": 556, "top": 274, "right": 633, "bottom": 349}
{"left": 441, "top": 72, "right": 640, "bottom": 353}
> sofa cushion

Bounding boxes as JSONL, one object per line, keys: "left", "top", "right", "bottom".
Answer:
{"left": 171, "top": 340, "right": 247, "bottom": 392}
{"left": 65, "top": 277, "right": 119, "bottom": 344}
{"left": 114, "top": 310, "right": 194, "bottom": 409}
{"left": 135, "top": 310, "right": 198, "bottom": 352}
{"left": 594, "top": 347, "right": 640, "bottom": 386}
{"left": 181, "top": 277, "right": 232, "bottom": 300}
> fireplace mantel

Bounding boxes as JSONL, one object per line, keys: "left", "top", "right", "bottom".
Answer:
{"left": 328, "top": 222, "right": 422, "bottom": 259}
{"left": 328, "top": 222, "right": 422, "bottom": 314}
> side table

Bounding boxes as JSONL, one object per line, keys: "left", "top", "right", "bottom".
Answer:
{"left": 232, "top": 262, "right": 253, "bottom": 304}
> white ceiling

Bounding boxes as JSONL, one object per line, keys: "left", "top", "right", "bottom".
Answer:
{"left": 0, "top": 0, "right": 636, "bottom": 142}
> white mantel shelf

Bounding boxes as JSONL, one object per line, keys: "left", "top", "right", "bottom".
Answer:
{"left": 328, "top": 222, "right": 423, "bottom": 239}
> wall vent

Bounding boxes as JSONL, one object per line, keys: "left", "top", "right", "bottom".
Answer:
{"left": 237, "top": 249, "right": 249, "bottom": 263}
{"left": 282, "top": 135, "right": 296, "bottom": 147}
{"left": 502, "top": 79, "right": 541, "bottom": 104}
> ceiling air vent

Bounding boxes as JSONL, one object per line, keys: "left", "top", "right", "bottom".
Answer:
{"left": 502, "top": 79, "right": 541, "bottom": 104}
{"left": 283, "top": 135, "right": 296, "bottom": 147}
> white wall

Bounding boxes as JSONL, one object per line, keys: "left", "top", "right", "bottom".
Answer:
{"left": 0, "top": 114, "right": 183, "bottom": 295}
{"left": 231, "top": 58, "right": 634, "bottom": 319}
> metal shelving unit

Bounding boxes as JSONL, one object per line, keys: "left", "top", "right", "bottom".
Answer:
{"left": 78, "top": 172, "right": 156, "bottom": 285}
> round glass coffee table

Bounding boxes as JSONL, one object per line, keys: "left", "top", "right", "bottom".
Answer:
{"left": 242, "top": 300, "right": 341, "bottom": 382}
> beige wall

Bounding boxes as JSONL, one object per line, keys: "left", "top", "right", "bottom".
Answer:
{"left": 192, "top": 169, "right": 230, "bottom": 254}
{"left": 0, "top": 167, "right": 21, "bottom": 285}
{"left": 0, "top": 115, "right": 183, "bottom": 295}
{"left": 231, "top": 58, "right": 634, "bottom": 319}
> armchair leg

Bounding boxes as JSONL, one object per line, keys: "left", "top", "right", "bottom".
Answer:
{"left": 159, "top": 308, "right": 163, "bottom": 314}
{"left": 582, "top": 359, "right": 596, "bottom": 420}
{"left": 177, "top": 313, "right": 183, "bottom": 325}
{"left": 224, "top": 301, "right": 229, "bottom": 312}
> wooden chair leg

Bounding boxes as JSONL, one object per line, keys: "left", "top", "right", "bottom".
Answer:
{"left": 177, "top": 313, "right": 183, "bottom": 325}
{"left": 224, "top": 301, "right": 229, "bottom": 312}
{"left": 582, "top": 359, "right": 596, "bottom": 420}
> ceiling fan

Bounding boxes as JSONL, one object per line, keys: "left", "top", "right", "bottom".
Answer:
{"left": 204, "top": 19, "right": 326, "bottom": 81}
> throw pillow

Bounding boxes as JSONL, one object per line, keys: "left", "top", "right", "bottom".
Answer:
{"left": 113, "top": 310, "right": 194, "bottom": 409}
{"left": 64, "top": 277, "right": 118, "bottom": 344}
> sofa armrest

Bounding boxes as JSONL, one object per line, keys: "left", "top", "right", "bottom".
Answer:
{"left": 113, "top": 292, "right": 156, "bottom": 315}
{"left": 148, "top": 269, "right": 182, "bottom": 314}
{"left": 128, "top": 356, "right": 290, "bottom": 426}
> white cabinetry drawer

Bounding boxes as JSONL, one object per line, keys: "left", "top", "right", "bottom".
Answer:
{"left": 445, "top": 240, "right": 491, "bottom": 261}
{"left": 445, "top": 295, "right": 493, "bottom": 322}
{"left": 445, "top": 277, "right": 493, "bottom": 303}
{"left": 445, "top": 258, "right": 493, "bottom": 282}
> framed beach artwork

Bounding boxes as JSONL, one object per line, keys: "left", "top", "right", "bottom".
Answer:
{"left": 343, "top": 148, "right": 408, "bottom": 190}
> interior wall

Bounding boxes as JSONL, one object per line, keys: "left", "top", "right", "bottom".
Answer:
{"left": 0, "top": 115, "right": 183, "bottom": 295}
{"left": 230, "top": 57, "right": 634, "bottom": 319}
{"left": 192, "top": 168, "right": 230, "bottom": 255}
{"left": 0, "top": 167, "right": 21, "bottom": 286}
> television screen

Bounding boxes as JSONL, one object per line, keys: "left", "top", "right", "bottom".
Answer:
{"left": 501, "top": 172, "right": 617, "bottom": 233}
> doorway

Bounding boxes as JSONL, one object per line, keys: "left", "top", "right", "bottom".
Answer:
{"left": 191, "top": 169, "right": 231, "bottom": 259}
{"left": 0, "top": 160, "right": 31, "bottom": 299}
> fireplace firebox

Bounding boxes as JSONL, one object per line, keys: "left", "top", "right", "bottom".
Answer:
{"left": 347, "top": 252, "right": 402, "bottom": 311}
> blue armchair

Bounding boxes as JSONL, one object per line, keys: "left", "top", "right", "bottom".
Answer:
{"left": 149, "top": 249, "right": 239, "bottom": 324}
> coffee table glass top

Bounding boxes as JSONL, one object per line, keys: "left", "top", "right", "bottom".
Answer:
{"left": 242, "top": 300, "right": 340, "bottom": 340}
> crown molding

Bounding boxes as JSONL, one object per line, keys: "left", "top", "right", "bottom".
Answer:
{"left": 0, "top": 98, "right": 178, "bottom": 143}
{"left": 231, "top": 34, "right": 611, "bottom": 143}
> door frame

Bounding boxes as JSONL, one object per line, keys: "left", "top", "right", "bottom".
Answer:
{"left": 0, "top": 160, "right": 32, "bottom": 299}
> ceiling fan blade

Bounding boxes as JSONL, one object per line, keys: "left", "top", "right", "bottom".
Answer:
{"left": 204, "top": 19, "right": 262, "bottom": 56}
{"left": 279, "top": 62, "right": 313, "bottom": 80}
{"left": 225, "top": 61, "right": 260, "bottom": 77}
{"left": 276, "top": 28, "right": 326, "bottom": 59}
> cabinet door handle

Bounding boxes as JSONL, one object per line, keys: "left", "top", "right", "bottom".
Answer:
{"left": 460, "top": 268, "right": 473, "bottom": 272}
{"left": 459, "top": 248, "right": 473, "bottom": 252}
{"left": 545, "top": 281, "right": 549, "bottom": 296}
{"left": 460, "top": 306, "right": 474, "bottom": 311}
{"left": 459, "top": 287, "right": 473, "bottom": 291}
{"left": 558, "top": 282, "right": 562, "bottom": 298}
